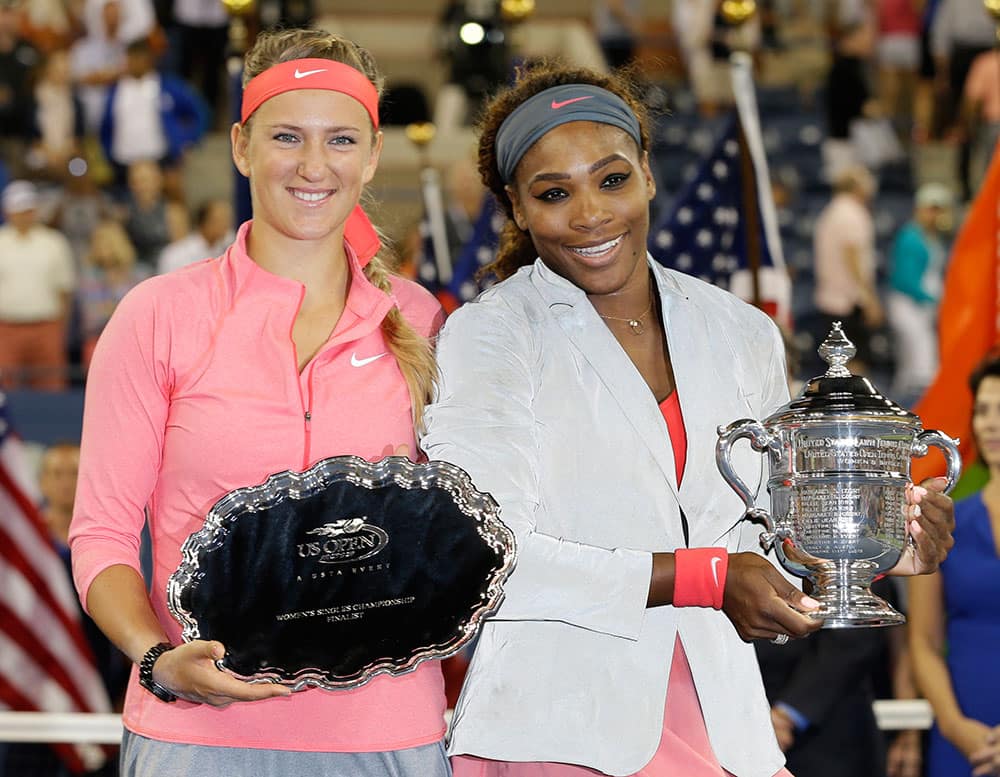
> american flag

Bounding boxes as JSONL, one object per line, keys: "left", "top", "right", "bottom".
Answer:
{"left": 648, "top": 110, "right": 790, "bottom": 327}
{"left": 0, "top": 393, "right": 111, "bottom": 774}
{"left": 417, "top": 195, "right": 501, "bottom": 313}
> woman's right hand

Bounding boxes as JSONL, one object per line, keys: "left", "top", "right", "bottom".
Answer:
{"left": 722, "top": 552, "right": 822, "bottom": 642}
{"left": 152, "top": 640, "right": 292, "bottom": 707}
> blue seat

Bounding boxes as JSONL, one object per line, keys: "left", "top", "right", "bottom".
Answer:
{"left": 755, "top": 85, "right": 805, "bottom": 116}
{"left": 878, "top": 160, "right": 915, "bottom": 194}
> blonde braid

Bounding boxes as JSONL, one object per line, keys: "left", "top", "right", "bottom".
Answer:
{"left": 363, "top": 252, "right": 438, "bottom": 430}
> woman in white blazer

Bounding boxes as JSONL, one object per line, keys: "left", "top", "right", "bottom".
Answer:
{"left": 419, "top": 63, "right": 955, "bottom": 777}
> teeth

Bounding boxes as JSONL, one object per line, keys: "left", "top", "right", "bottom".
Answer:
{"left": 572, "top": 236, "right": 622, "bottom": 256}
{"left": 292, "top": 190, "right": 329, "bottom": 202}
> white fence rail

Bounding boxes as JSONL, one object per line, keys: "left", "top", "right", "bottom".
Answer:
{"left": 0, "top": 713, "right": 122, "bottom": 744}
{"left": 0, "top": 701, "right": 933, "bottom": 745}
{"left": 874, "top": 699, "right": 934, "bottom": 731}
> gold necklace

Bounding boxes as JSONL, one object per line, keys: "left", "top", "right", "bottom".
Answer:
{"left": 597, "top": 291, "right": 655, "bottom": 335}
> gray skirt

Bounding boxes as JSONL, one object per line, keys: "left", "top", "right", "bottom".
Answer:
{"left": 120, "top": 730, "right": 451, "bottom": 777}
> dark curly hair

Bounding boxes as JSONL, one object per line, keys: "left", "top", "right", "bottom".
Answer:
{"left": 476, "top": 61, "right": 652, "bottom": 281}
{"left": 970, "top": 351, "right": 1000, "bottom": 398}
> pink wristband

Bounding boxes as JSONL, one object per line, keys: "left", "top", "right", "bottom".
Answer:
{"left": 673, "top": 548, "right": 729, "bottom": 609}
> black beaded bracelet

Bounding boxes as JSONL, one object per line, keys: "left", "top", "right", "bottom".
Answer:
{"left": 138, "top": 642, "right": 177, "bottom": 703}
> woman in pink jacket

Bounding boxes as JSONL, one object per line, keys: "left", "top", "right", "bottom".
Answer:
{"left": 69, "top": 28, "right": 447, "bottom": 777}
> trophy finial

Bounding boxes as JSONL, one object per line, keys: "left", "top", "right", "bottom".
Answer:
{"left": 818, "top": 322, "right": 856, "bottom": 377}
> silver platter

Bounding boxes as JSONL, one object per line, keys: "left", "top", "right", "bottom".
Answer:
{"left": 166, "top": 455, "right": 515, "bottom": 690}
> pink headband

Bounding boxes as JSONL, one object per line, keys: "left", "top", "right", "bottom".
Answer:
{"left": 241, "top": 58, "right": 382, "bottom": 265}
{"left": 240, "top": 58, "right": 380, "bottom": 127}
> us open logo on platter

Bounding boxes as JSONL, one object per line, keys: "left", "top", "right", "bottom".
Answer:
{"left": 297, "top": 517, "right": 389, "bottom": 564}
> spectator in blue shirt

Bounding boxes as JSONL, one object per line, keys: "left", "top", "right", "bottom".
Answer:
{"left": 887, "top": 182, "right": 954, "bottom": 407}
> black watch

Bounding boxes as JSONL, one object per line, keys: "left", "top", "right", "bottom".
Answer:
{"left": 138, "top": 642, "right": 177, "bottom": 702}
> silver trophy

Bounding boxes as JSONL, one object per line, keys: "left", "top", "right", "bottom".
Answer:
{"left": 716, "top": 323, "right": 961, "bottom": 627}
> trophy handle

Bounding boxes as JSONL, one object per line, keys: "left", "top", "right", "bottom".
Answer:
{"left": 912, "top": 429, "right": 962, "bottom": 494}
{"left": 716, "top": 419, "right": 776, "bottom": 539}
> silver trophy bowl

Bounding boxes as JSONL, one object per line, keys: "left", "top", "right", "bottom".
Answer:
{"left": 716, "top": 324, "right": 961, "bottom": 627}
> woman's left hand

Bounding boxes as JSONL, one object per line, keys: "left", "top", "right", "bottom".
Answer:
{"left": 888, "top": 477, "right": 955, "bottom": 576}
{"left": 971, "top": 726, "right": 1000, "bottom": 776}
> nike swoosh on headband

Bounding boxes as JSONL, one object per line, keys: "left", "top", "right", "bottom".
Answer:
{"left": 294, "top": 68, "right": 328, "bottom": 79}
{"left": 350, "top": 352, "right": 388, "bottom": 367}
{"left": 550, "top": 96, "right": 595, "bottom": 110}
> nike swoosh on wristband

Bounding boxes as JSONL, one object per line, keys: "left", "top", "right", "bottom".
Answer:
{"left": 710, "top": 556, "right": 722, "bottom": 588}
{"left": 550, "top": 96, "right": 595, "bottom": 110}
{"left": 294, "top": 68, "right": 327, "bottom": 79}
{"left": 350, "top": 352, "right": 388, "bottom": 367}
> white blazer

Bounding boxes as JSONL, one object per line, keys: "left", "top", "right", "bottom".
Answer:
{"left": 421, "top": 256, "right": 793, "bottom": 777}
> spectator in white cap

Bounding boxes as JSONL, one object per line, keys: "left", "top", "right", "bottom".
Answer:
{"left": 887, "top": 181, "right": 954, "bottom": 406}
{"left": 0, "top": 179, "right": 76, "bottom": 389}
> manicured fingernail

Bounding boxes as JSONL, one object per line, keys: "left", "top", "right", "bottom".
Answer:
{"left": 914, "top": 486, "right": 928, "bottom": 498}
{"left": 801, "top": 596, "right": 820, "bottom": 608}
{"left": 913, "top": 504, "right": 922, "bottom": 517}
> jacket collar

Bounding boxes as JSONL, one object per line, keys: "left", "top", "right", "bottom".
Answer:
{"left": 222, "top": 220, "right": 397, "bottom": 347}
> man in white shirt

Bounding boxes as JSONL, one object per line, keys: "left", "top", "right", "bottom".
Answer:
{"left": 157, "top": 198, "right": 233, "bottom": 275}
{"left": 99, "top": 38, "right": 206, "bottom": 188}
{"left": 0, "top": 180, "right": 76, "bottom": 389}
{"left": 812, "top": 164, "right": 883, "bottom": 372}
{"left": 108, "top": 40, "right": 168, "bottom": 166}
{"left": 71, "top": 0, "right": 127, "bottom": 135}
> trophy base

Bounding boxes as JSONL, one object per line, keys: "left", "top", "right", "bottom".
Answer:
{"left": 807, "top": 564, "right": 905, "bottom": 628}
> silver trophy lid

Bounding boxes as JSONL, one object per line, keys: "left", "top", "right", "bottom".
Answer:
{"left": 773, "top": 323, "right": 918, "bottom": 423}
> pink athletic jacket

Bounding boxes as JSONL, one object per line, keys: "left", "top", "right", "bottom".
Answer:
{"left": 69, "top": 221, "right": 447, "bottom": 751}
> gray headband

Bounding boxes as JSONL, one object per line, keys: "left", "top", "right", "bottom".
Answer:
{"left": 495, "top": 84, "right": 643, "bottom": 183}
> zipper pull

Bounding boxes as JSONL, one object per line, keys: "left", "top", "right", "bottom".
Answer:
{"left": 304, "top": 411, "right": 312, "bottom": 422}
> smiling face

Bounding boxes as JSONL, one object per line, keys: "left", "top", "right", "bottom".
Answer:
{"left": 231, "top": 88, "right": 381, "bottom": 251}
{"left": 505, "top": 120, "right": 655, "bottom": 298}
{"left": 973, "top": 375, "right": 1000, "bottom": 470}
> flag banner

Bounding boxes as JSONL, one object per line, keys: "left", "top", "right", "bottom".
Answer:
{"left": 912, "top": 139, "right": 1000, "bottom": 483}
{"left": 419, "top": 167, "right": 453, "bottom": 287}
{"left": 730, "top": 51, "right": 787, "bottom": 278}
{"left": 648, "top": 110, "right": 791, "bottom": 327}
{"left": 417, "top": 194, "right": 501, "bottom": 314}
{"left": 0, "top": 393, "right": 111, "bottom": 774}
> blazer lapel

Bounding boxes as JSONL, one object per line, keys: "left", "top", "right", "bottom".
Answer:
{"left": 530, "top": 261, "right": 680, "bottom": 502}
{"left": 654, "top": 264, "right": 756, "bottom": 544}
{"left": 656, "top": 268, "right": 722, "bottom": 507}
